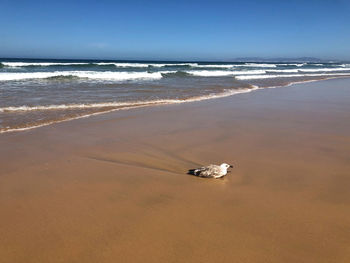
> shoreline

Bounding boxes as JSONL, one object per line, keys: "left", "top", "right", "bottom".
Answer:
{"left": 1, "top": 75, "right": 350, "bottom": 134}
{"left": 0, "top": 86, "right": 258, "bottom": 134}
{"left": 1, "top": 78, "right": 350, "bottom": 262}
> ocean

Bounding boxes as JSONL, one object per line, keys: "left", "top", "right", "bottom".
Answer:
{"left": 1, "top": 58, "right": 350, "bottom": 133}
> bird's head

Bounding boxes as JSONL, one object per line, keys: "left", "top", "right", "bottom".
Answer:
{"left": 220, "top": 163, "right": 234, "bottom": 169}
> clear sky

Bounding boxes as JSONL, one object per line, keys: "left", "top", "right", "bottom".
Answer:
{"left": 0, "top": 0, "right": 349, "bottom": 61}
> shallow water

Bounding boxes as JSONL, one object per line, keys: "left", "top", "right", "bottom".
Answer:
{"left": 1, "top": 59, "right": 349, "bottom": 132}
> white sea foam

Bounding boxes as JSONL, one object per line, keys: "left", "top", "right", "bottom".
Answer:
{"left": 193, "top": 64, "right": 235, "bottom": 68}
{"left": 3, "top": 72, "right": 350, "bottom": 134}
{"left": 97, "top": 62, "right": 198, "bottom": 67}
{"left": 0, "top": 71, "right": 172, "bottom": 81}
{"left": 96, "top": 62, "right": 150, "bottom": 67}
{"left": 2, "top": 61, "right": 199, "bottom": 68}
{"left": 277, "top": 63, "right": 306, "bottom": 67}
{"left": 2, "top": 67, "right": 349, "bottom": 82}
{"left": 236, "top": 72, "right": 350, "bottom": 80}
{"left": 0, "top": 87, "right": 259, "bottom": 134}
{"left": 267, "top": 68, "right": 350, "bottom": 73}
{"left": 243, "top": 63, "right": 277, "bottom": 68}
{"left": 2, "top": 62, "right": 90, "bottom": 67}
{"left": 1, "top": 88, "right": 256, "bottom": 113}
{"left": 188, "top": 70, "right": 236, "bottom": 76}
{"left": 93, "top": 63, "right": 264, "bottom": 68}
{"left": 3, "top": 61, "right": 346, "bottom": 70}
{"left": 0, "top": 69, "right": 268, "bottom": 80}
{"left": 188, "top": 70, "right": 266, "bottom": 77}
{"left": 0, "top": 102, "right": 143, "bottom": 112}
{"left": 151, "top": 63, "right": 198, "bottom": 67}
{"left": 298, "top": 68, "right": 350, "bottom": 72}
{"left": 267, "top": 69, "right": 300, "bottom": 73}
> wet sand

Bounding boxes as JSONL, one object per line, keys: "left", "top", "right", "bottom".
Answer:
{"left": 1, "top": 78, "right": 350, "bottom": 263}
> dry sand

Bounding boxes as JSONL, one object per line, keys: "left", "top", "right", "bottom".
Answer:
{"left": 1, "top": 78, "right": 350, "bottom": 263}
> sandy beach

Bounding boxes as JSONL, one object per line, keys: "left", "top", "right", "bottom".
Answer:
{"left": 1, "top": 78, "right": 350, "bottom": 263}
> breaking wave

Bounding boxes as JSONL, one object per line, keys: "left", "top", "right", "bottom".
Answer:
{"left": 1, "top": 61, "right": 198, "bottom": 68}
{"left": 188, "top": 70, "right": 266, "bottom": 76}
{"left": 266, "top": 68, "right": 350, "bottom": 73}
{"left": 2, "top": 68, "right": 350, "bottom": 82}
{"left": 243, "top": 63, "right": 277, "bottom": 68}
{"left": 236, "top": 72, "right": 350, "bottom": 80}
{"left": 2, "top": 62, "right": 90, "bottom": 67}
{"left": 3, "top": 61, "right": 338, "bottom": 69}
{"left": 0, "top": 71, "right": 170, "bottom": 81}
{"left": 277, "top": 63, "right": 306, "bottom": 67}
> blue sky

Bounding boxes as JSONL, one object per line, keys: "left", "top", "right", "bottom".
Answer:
{"left": 0, "top": 0, "right": 349, "bottom": 60}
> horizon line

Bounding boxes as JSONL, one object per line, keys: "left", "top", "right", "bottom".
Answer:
{"left": 0, "top": 57, "right": 347, "bottom": 63}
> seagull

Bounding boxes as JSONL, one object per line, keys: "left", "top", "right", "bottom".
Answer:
{"left": 188, "top": 163, "right": 233, "bottom": 179}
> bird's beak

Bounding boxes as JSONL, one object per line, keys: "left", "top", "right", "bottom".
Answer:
{"left": 229, "top": 165, "right": 233, "bottom": 168}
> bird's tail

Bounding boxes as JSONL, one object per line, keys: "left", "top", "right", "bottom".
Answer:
{"left": 187, "top": 169, "right": 200, "bottom": 176}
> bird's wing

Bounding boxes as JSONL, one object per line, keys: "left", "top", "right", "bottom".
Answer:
{"left": 196, "top": 165, "right": 220, "bottom": 177}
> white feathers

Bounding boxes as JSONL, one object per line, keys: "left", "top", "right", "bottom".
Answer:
{"left": 190, "top": 163, "right": 233, "bottom": 179}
